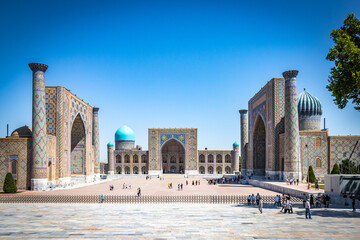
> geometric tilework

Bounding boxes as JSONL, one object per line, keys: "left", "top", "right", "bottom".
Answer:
{"left": 71, "top": 148, "right": 84, "bottom": 175}
{"left": 160, "top": 134, "right": 186, "bottom": 148}
{"left": 71, "top": 114, "right": 85, "bottom": 175}
{"left": 329, "top": 136, "right": 360, "bottom": 168}
{"left": 45, "top": 87, "right": 57, "bottom": 136}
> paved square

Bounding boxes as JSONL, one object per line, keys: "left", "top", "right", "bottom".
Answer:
{"left": 0, "top": 203, "right": 359, "bottom": 239}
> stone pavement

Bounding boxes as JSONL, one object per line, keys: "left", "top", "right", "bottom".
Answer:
{"left": 22, "top": 176, "right": 280, "bottom": 196}
{"left": 0, "top": 203, "right": 359, "bottom": 239}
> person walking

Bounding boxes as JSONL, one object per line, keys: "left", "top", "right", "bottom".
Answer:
{"left": 305, "top": 198, "right": 312, "bottom": 219}
{"left": 351, "top": 197, "right": 356, "bottom": 212}
{"left": 100, "top": 193, "right": 104, "bottom": 203}
{"left": 251, "top": 194, "right": 255, "bottom": 205}
{"left": 258, "top": 197, "right": 263, "bottom": 214}
{"left": 256, "top": 193, "right": 260, "bottom": 205}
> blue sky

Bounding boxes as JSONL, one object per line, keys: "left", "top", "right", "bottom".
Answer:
{"left": 0, "top": 0, "right": 359, "bottom": 162}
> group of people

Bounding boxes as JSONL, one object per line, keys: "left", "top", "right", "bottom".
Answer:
{"left": 207, "top": 176, "right": 241, "bottom": 185}
{"left": 305, "top": 194, "right": 331, "bottom": 208}
{"left": 167, "top": 180, "right": 201, "bottom": 191}
{"left": 286, "top": 178, "right": 299, "bottom": 185}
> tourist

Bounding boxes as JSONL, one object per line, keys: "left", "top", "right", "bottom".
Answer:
{"left": 101, "top": 193, "right": 104, "bottom": 203}
{"left": 137, "top": 188, "right": 141, "bottom": 197}
{"left": 303, "top": 193, "right": 307, "bottom": 208}
{"left": 305, "top": 198, "right": 312, "bottom": 219}
{"left": 247, "top": 195, "right": 251, "bottom": 205}
{"left": 297, "top": 179, "right": 299, "bottom": 185}
{"left": 178, "top": 184, "right": 180, "bottom": 191}
{"left": 181, "top": 183, "right": 183, "bottom": 190}
{"left": 280, "top": 194, "right": 286, "bottom": 212}
{"left": 251, "top": 194, "right": 255, "bottom": 205}
{"left": 258, "top": 197, "right": 263, "bottom": 214}
{"left": 123, "top": 183, "right": 125, "bottom": 189}
{"left": 315, "top": 179, "right": 319, "bottom": 190}
{"left": 129, "top": 184, "right": 131, "bottom": 189}
{"left": 310, "top": 194, "right": 314, "bottom": 208}
{"left": 325, "top": 195, "right": 330, "bottom": 208}
{"left": 186, "top": 180, "right": 188, "bottom": 185}
{"left": 284, "top": 197, "right": 291, "bottom": 214}
{"left": 315, "top": 197, "right": 321, "bottom": 208}
{"left": 192, "top": 180, "right": 194, "bottom": 185}
{"left": 351, "top": 197, "right": 356, "bottom": 212}
{"left": 274, "top": 195, "right": 279, "bottom": 207}
{"left": 256, "top": 193, "right": 260, "bottom": 205}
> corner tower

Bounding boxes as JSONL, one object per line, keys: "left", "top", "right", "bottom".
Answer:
{"left": 92, "top": 107, "right": 100, "bottom": 176}
{"left": 29, "top": 62, "right": 48, "bottom": 190}
{"left": 283, "top": 70, "right": 301, "bottom": 180}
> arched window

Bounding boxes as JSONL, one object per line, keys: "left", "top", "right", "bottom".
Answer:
{"left": 208, "top": 166, "right": 213, "bottom": 174}
{"left": 315, "top": 157, "right": 321, "bottom": 168}
{"left": 199, "top": 154, "right": 205, "bottom": 163}
{"left": 225, "top": 166, "right": 231, "bottom": 174}
{"left": 141, "top": 155, "right": 147, "bottom": 163}
{"left": 116, "top": 166, "right": 121, "bottom": 174}
{"left": 141, "top": 166, "right": 147, "bottom": 174}
{"left": 225, "top": 154, "right": 231, "bottom": 163}
{"left": 170, "top": 156, "right": 176, "bottom": 163}
{"left": 216, "top": 154, "right": 222, "bottom": 163}
{"left": 125, "top": 166, "right": 130, "bottom": 174}
{"left": 133, "top": 155, "right": 138, "bottom": 163}
{"left": 133, "top": 166, "right": 139, "bottom": 174}
{"left": 11, "top": 160, "right": 17, "bottom": 175}
{"left": 199, "top": 166, "right": 205, "bottom": 174}
{"left": 315, "top": 137, "right": 322, "bottom": 147}
{"left": 116, "top": 155, "right": 121, "bottom": 163}
{"left": 216, "top": 166, "right": 222, "bottom": 174}
{"left": 208, "top": 154, "right": 214, "bottom": 163}
{"left": 125, "top": 155, "right": 130, "bottom": 163}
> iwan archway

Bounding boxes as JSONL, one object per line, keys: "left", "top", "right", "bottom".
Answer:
{"left": 70, "top": 114, "right": 86, "bottom": 175}
{"left": 161, "top": 139, "right": 185, "bottom": 173}
{"left": 253, "top": 114, "right": 266, "bottom": 175}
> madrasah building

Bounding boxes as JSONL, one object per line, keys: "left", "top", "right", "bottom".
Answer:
{"left": 0, "top": 64, "right": 359, "bottom": 191}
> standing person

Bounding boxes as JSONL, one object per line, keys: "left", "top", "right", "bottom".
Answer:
{"left": 137, "top": 188, "right": 141, "bottom": 197}
{"left": 100, "top": 193, "right": 104, "bottom": 203}
{"left": 351, "top": 197, "right": 356, "bottom": 212}
{"left": 303, "top": 194, "right": 307, "bottom": 208}
{"left": 186, "top": 180, "right": 188, "bottom": 186}
{"left": 181, "top": 183, "right": 183, "bottom": 190}
{"left": 251, "top": 194, "right": 255, "bottom": 205}
{"left": 305, "top": 198, "right": 312, "bottom": 219}
{"left": 297, "top": 179, "right": 299, "bottom": 185}
{"left": 326, "top": 195, "right": 330, "bottom": 208}
{"left": 273, "top": 195, "right": 278, "bottom": 207}
{"left": 258, "top": 197, "right": 263, "bottom": 214}
{"left": 247, "top": 195, "right": 251, "bottom": 205}
{"left": 310, "top": 194, "right": 314, "bottom": 208}
{"left": 256, "top": 193, "right": 260, "bottom": 205}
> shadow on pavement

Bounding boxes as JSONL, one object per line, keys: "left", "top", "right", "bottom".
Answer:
{"left": 295, "top": 208, "right": 360, "bottom": 218}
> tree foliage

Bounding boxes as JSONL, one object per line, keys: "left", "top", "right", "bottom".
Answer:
{"left": 326, "top": 13, "right": 360, "bottom": 111}
{"left": 331, "top": 163, "right": 340, "bottom": 174}
{"left": 339, "top": 159, "right": 360, "bottom": 174}
{"left": 308, "top": 166, "right": 316, "bottom": 183}
{"left": 3, "top": 173, "right": 17, "bottom": 193}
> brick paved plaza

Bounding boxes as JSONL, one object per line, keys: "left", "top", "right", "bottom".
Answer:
{"left": 22, "top": 176, "right": 281, "bottom": 196}
{"left": 0, "top": 203, "right": 359, "bottom": 239}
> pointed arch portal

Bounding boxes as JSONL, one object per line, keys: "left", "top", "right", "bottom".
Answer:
{"left": 161, "top": 139, "right": 185, "bottom": 173}
{"left": 71, "top": 114, "right": 86, "bottom": 175}
{"left": 253, "top": 115, "right": 266, "bottom": 175}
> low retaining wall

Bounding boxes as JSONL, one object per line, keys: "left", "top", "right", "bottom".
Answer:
{"left": 0, "top": 195, "right": 302, "bottom": 204}
{"left": 249, "top": 180, "right": 320, "bottom": 198}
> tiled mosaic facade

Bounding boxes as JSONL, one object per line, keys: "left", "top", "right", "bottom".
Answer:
{"left": 107, "top": 128, "right": 239, "bottom": 175}
{"left": 0, "top": 63, "right": 99, "bottom": 191}
{"left": 242, "top": 70, "right": 359, "bottom": 180}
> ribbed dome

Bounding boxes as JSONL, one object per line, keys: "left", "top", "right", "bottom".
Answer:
{"left": 233, "top": 141, "right": 239, "bottom": 146}
{"left": 11, "top": 126, "right": 32, "bottom": 138}
{"left": 298, "top": 89, "right": 322, "bottom": 116}
{"left": 115, "top": 125, "right": 135, "bottom": 141}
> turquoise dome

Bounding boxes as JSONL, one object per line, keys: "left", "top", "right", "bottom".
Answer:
{"left": 298, "top": 89, "right": 322, "bottom": 116}
{"left": 233, "top": 141, "right": 239, "bottom": 146}
{"left": 107, "top": 142, "right": 114, "bottom": 146}
{"left": 115, "top": 125, "right": 135, "bottom": 141}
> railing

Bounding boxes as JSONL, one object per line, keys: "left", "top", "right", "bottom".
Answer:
{"left": 0, "top": 195, "right": 302, "bottom": 204}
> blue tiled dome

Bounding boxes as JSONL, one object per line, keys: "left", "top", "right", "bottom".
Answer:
{"left": 298, "top": 89, "right": 322, "bottom": 116}
{"left": 107, "top": 142, "right": 114, "bottom": 146}
{"left": 233, "top": 141, "right": 239, "bottom": 146}
{"left": 115, "top": 125, "right": 135, "bottom": 141}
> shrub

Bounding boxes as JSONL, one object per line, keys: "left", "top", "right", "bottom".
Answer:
{"left": 331, "top": 163, "right": 340, "bottom": 174}
{"left": 308, "top": 166, "right": 316, "bottom": 183}
{"left": 3, "top": 173, "right": 17, "bottom": 193}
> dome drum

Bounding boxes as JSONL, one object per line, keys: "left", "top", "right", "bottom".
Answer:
{"left": 298, "top": 90, "right": 322, "bottom": 131}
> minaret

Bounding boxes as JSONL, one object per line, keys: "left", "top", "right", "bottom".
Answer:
{"left": 107, "top": 142, "right": 114, "bottom": 175}
{"left": 93, "top": 107, "right": 100, "bottom": 178}
{"left": 231, "top": 142, "right": 240, "bottom": 172}
{"left": 29, "top": 63, "right": 48, "bottom": 190}
{"left": 283, "top": 70, "right": 301, "bottom": 180}
{"left": 239, "top": 109, "right": 248, "bottom": 176}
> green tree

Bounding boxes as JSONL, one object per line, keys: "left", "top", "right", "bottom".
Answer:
{"left": 339, "top": 159, "right": 359, "bottom": 174}
{"left": 307, "top": 166, "right": 316, "bottom": 183}
{"left": 331, "top": 163, "right": 340, "bottom": 174}
{"left": 326, "top": 13, "right": 360, "bottom": 111}
{"left": 2, "top": 173, "right": 17, "bottom": 193}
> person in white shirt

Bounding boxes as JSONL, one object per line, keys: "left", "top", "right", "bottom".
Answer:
{"left": 305, "top": 198, "right": 312, "bottom": 219}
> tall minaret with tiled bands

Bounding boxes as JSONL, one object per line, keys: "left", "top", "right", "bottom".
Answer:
{"left": 283, "top": 70, "right": 301, "bottom": 180}
{"left": 239, "top": 109, "right": 248, "bottom": 176}
{"left": 93, "top": 107, "right": 100, "bottom": 176}
{"left": 29, "top": 63, "right": 48, "bottom": 190}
